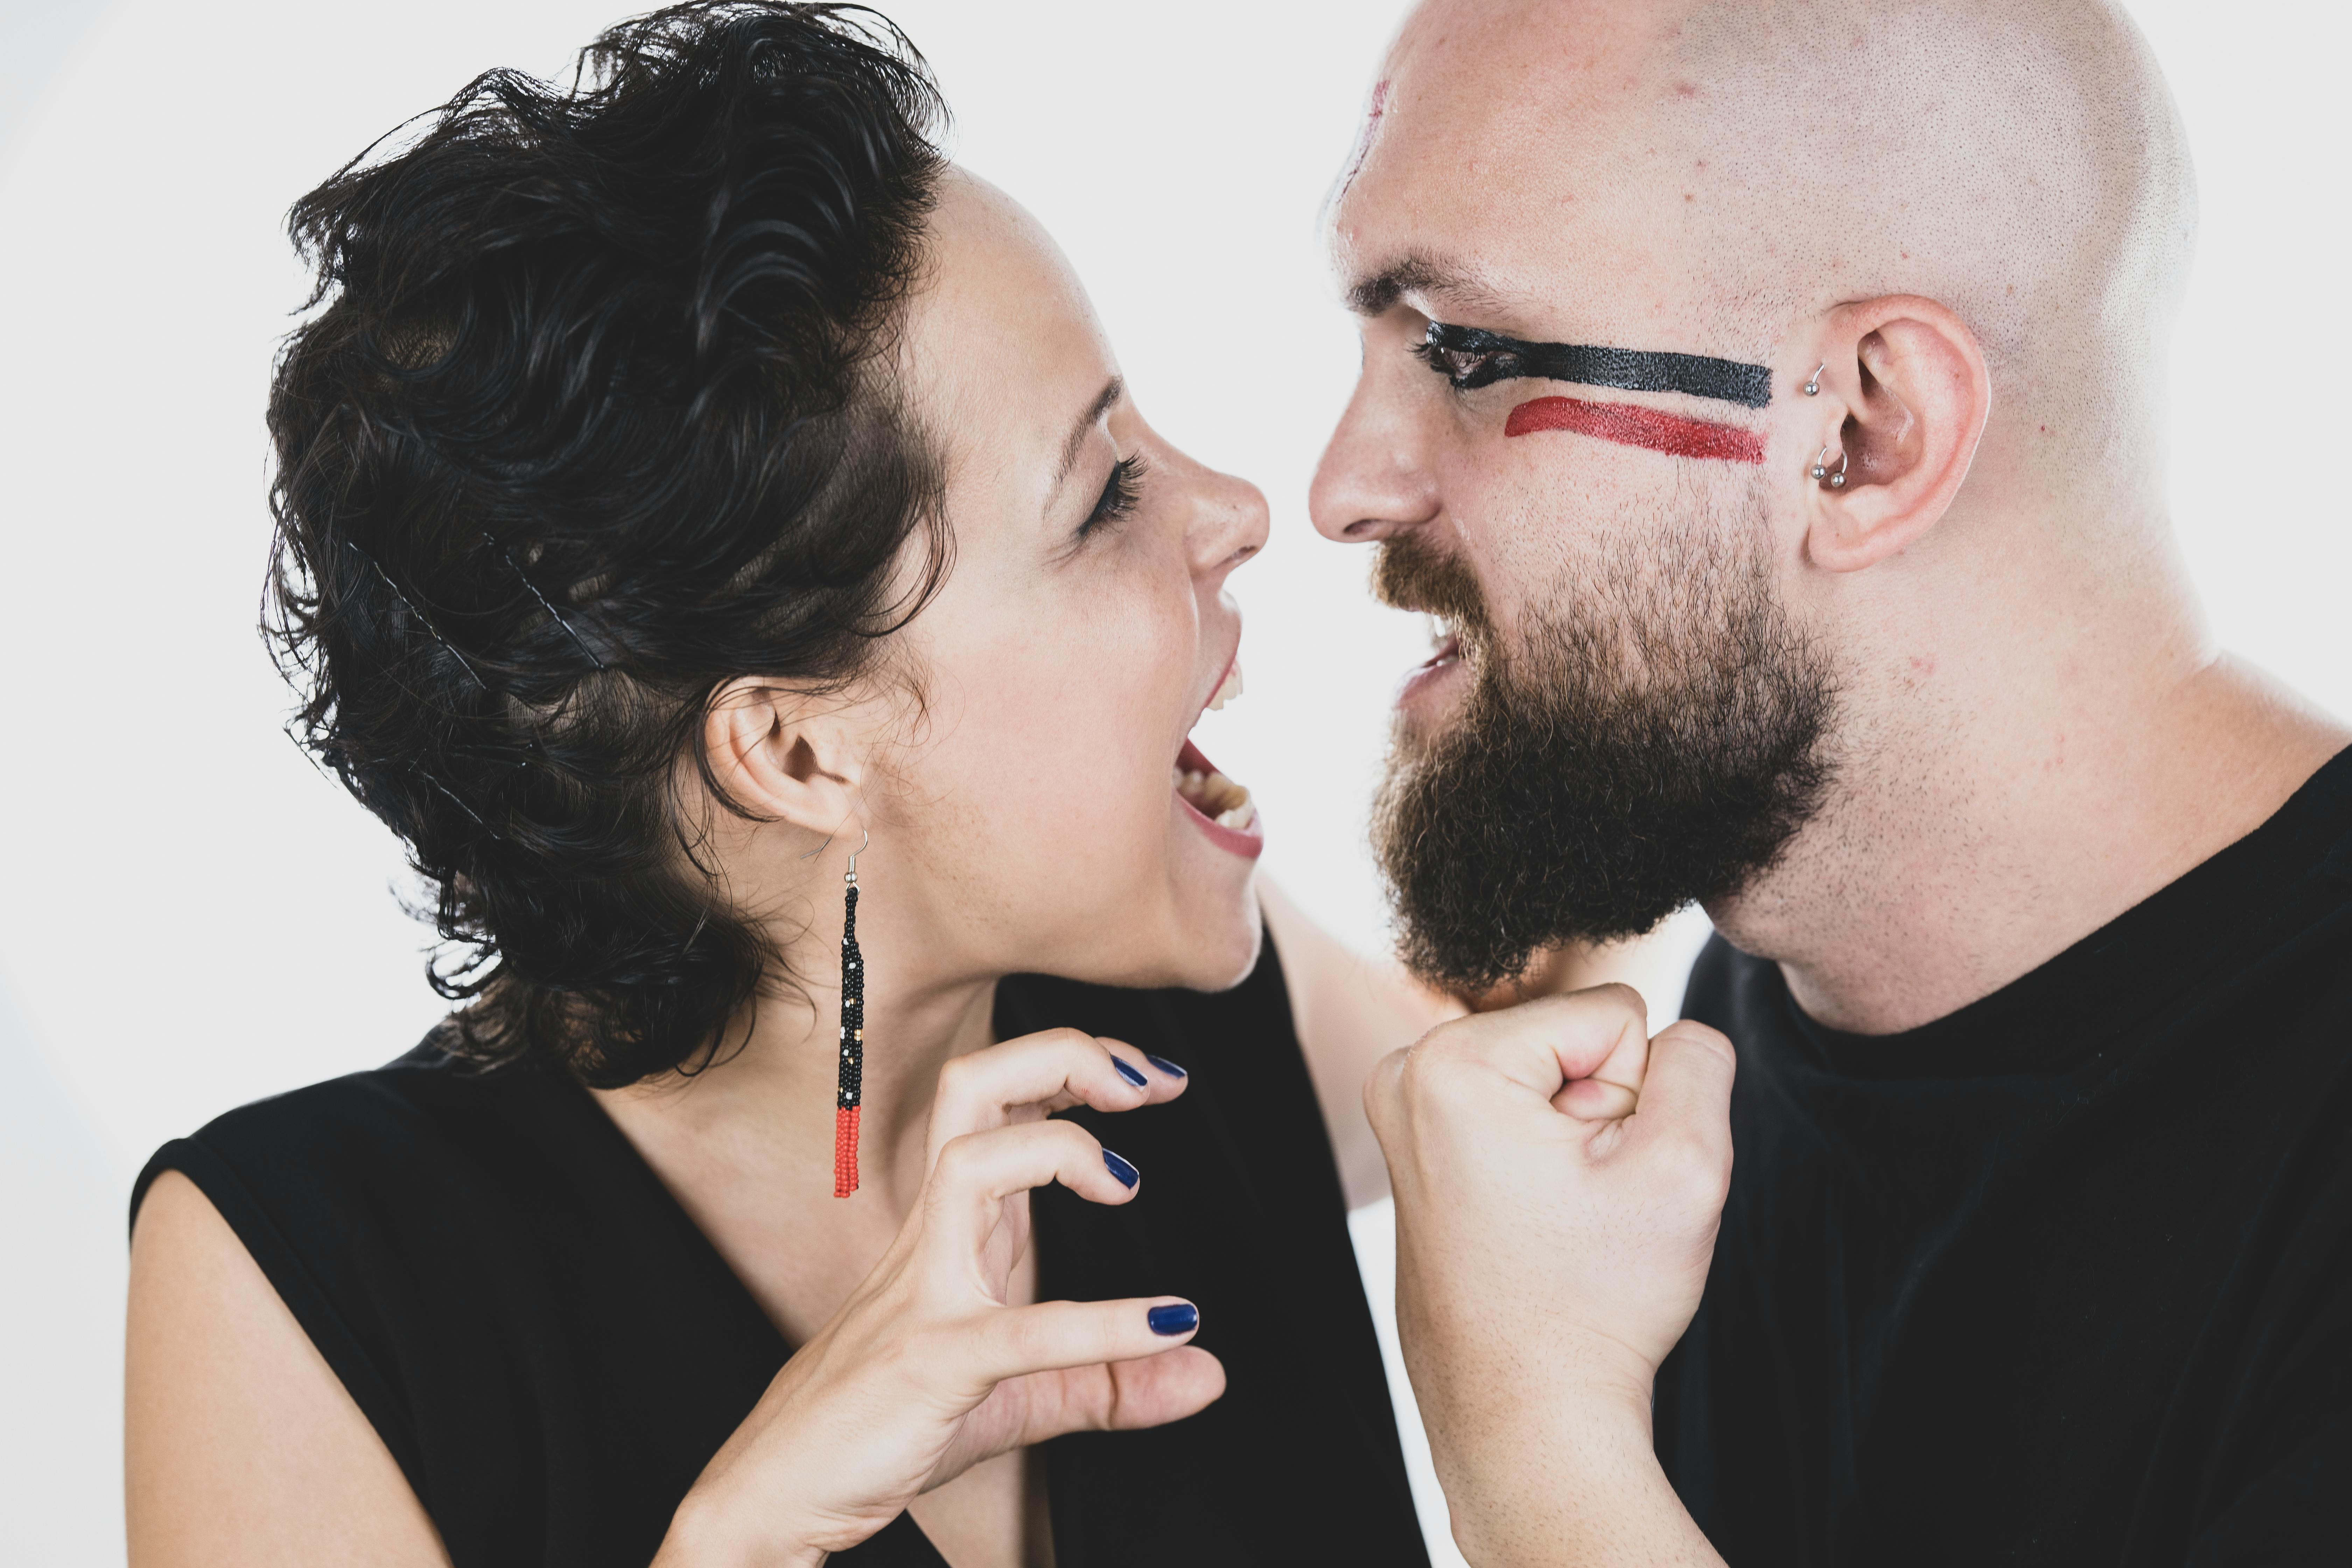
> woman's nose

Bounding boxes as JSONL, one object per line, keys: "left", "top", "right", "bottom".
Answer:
{"left": 1188, "top": 464, "right": 1271, "bottom": 582}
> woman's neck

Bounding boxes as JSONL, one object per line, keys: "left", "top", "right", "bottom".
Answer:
{"left": 589, "top": 904, "right": 1003, "bottom": 1339}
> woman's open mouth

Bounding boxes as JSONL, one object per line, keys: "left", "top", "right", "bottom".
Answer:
{"left": 1174, "top": 659, "right": 1263, "bottom": 858}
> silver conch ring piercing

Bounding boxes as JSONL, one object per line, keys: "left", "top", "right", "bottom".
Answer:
{"left": 1811, "top": 446, "right": 1849, "bottom": 488}
{"left": 1804, "top": 363, "right": 1826, "bottom": 396}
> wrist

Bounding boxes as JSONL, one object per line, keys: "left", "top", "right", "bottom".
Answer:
{"left": 654, "top": 1483, "right": 828, "bottom": 1568}
{"left": 1438, "top": 1381, "right": 1680, "bottom": 1567}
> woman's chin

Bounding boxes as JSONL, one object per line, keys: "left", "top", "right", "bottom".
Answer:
{"left": 1082, "top": 878, "right": 1266, "bottom": 995}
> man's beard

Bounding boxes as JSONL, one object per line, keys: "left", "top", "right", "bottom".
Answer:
{"left": 1371, "top": 494, "right": 1836, "bottom": 993}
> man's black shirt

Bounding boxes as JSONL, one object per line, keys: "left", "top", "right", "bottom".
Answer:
{"left": 1663, "top": 748, "right": 2352, "bottom": 1565}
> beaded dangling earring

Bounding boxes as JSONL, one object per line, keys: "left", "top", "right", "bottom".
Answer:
{"left": 833, "top": 830, "right": 868, "bottom": 1198}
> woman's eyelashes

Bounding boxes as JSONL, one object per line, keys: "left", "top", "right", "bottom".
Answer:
{"left": 1078, "top": 452, "right": 1146, "bottom": 540}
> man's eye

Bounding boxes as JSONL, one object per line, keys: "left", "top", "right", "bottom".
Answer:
{"left": 1414, "top": 325, "right": 1519, "bottom": 391}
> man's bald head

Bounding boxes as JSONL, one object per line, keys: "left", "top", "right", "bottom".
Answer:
{"left": 1338, "top": 0, "right": 2194, "bottom": 509}
{"left": 1318, "top": 0, "right": 2214, "bottom": 986}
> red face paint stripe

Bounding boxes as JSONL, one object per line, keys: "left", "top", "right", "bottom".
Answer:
{"left": 1505, "top": 395, "right": 1765, "bottom": 463}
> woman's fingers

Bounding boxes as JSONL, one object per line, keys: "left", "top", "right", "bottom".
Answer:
{"left": 926, "top": 1029, "right": 1186, "bottom": 1161}
{"left": 936, "top": 1347, "right": 1227, "bottom": 1483}
{"left": 925, "top": 1118, "right": 1141, "bottom": 1256}
{"left": 966, "top": 1295, "right": 1207, "bottom": 1386}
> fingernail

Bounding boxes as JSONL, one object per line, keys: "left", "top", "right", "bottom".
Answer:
{"left": 1148, "top": 1302, "right": 1199, "bottom": 1336}
{"left": 1144, "top": 1054, "right": 1188, "bottom": 1078}
{"left": 1112, "top": 1057, "right": 1149, "bottom": 1088}
{"left": 1102, "top": 1148, "right": 1140, "bottom": 1188}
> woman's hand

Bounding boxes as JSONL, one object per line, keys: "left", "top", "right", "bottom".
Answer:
{"left": 653, "top": 1029, "right": 1221, "bottom": 1567}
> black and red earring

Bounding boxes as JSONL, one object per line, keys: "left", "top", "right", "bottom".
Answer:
{"left": 832, "top": 829, "right": 868, "bottom": 1197}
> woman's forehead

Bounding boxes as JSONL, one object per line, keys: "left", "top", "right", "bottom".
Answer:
{"left": 900, "top": 173, "right": 1120, "bottom": 499}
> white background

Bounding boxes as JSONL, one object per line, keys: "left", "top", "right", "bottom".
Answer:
{"left": 2, "top": 2, "right": 2345, "bottom": 1562}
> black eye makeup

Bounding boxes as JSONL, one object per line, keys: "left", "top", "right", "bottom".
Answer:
{"left": 1414, "top": 321, "right": 1774, "bottom": 409}
{"left": 1078, "top": 452, "right": 1145, "bottom": 540}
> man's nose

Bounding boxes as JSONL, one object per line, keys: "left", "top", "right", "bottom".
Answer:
{"left": 1309, "top": 375, "right": 1441, "bottom": 544}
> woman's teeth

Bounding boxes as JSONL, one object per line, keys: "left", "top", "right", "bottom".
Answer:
{"left": 1174, "top": 765, "right": 1256, "bottom": 831}
{"left": 1207, "top": 660, "right": 1244, "bottom": 712}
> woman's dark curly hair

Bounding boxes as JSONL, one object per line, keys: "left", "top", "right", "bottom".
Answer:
{"left": 264, "top": 2, "right": 951, "bottom": 1086}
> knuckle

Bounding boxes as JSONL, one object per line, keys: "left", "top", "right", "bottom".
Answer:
{"left": 1660, "top": 1020, "right": 1737, "bottom": 1069}
{"left": 934, "top": 1052, "right": 978, "bottom": 1100}
{"left": 1397, "top": 1041, "right": 1479, "bottom": 1105}
{"left": 1049, "top": 1118, "right": 1102, "bottom": 1160}
{"left": 1654, "top": 1129, "right": 1732, "bottom": 1205}
{"left": 1414, "top": 1014, "right": 1477, "bottom": 1057}
{"left": 1584, "top": 981, "right": 1648, "bottom": 1018}
{"left": 933, "top": 1130, "right": 984, "bottom": 1184}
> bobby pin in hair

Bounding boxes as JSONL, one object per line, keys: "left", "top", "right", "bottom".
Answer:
{"left": 483, "top": 531, "right": 607, "bottom": 671}
{"left": 412, "top": 764, "right": 504, "bottom": 841}
{"left": 344, "top": 540, "right": 491, "bottom": 692}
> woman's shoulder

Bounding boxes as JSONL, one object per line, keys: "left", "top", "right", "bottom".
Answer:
{"left": 129, "top": 1037, "right": 568, "bottom": 1244}
{"left": 130, "top": 1035, "right": 786, "bottom": 1562}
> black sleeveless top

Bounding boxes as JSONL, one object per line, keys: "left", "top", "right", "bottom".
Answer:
{"left": 132, "top": 939, "right": 1428, "bottom": 1567}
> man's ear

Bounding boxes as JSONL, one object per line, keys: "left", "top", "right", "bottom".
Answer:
{"left": 1803, "top": 295, "right": 1991, "bottom": 573}
{"left": 702, "top": 678, "right": 864, "bottom": 842}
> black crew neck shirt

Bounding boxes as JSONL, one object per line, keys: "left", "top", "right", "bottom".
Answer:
{"left": 1663, "top": 747, "right": 2352, "bottom": 1566}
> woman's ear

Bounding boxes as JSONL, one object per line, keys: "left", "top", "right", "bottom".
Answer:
{"left": 1802, "top": 295, "right": 1991, "bottom": 573}
{"left": 703, "top": 679, "right": 864, "bottom": 840}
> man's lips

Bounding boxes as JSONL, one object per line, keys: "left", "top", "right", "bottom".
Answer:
{"left": 1399, "top": 629, "right": 1464, "bottom": 707}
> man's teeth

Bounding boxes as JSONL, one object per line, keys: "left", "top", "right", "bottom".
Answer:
{"left": 1206, "top": 661, "right": 1245, "bottom": 712}
{"left": 1173, "top": 765, "right": 1256, "bottom": 831}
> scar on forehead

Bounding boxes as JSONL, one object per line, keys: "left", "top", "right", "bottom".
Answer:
{"left": 1338, "top": 79, "right": 1391, "bottom": 198}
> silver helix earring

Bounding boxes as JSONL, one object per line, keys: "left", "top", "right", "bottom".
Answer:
{"left": 1803, "top": 363, "right": 1826, "bottom": 397}
{"left": 1811, "top": 446, "right": 1849, "bottom": 488}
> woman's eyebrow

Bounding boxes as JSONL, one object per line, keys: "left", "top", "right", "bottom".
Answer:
{"left": 1048, "top": 376, "right": 1125, "bottom": 503}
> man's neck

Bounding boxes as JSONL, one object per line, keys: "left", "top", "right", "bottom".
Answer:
{"left": 1710, "top": 605, "right": 2349, "bottom": 1036}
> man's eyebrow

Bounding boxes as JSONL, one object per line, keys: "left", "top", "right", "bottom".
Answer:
{"left": 1344, "top": 255, "right": 1512, "bottom": 317}
{"left": 1051, "top": 376, "right": 1124, "bottom": 502}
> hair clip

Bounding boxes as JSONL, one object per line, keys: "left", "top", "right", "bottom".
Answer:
{"left": 344, "top": 540, "right": 490, "bottom": 692}
{"left": 483, "top": 532, "right": 606, "bottom": 671}
{"left": 412, "top": 764, "right": 504, "bottom": 841}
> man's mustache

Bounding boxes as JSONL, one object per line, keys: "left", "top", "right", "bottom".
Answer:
{"left": 1373, "top": 537, "right": 1491, "bottom": 632}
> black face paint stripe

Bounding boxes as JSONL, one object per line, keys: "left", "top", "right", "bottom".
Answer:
{"left": 1424, "top": 322, "right": 1774, "bottom": 409}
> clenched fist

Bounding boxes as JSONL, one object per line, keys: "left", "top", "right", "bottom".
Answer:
{"left": 1367, "top": 985, "right": 1733, "bottom": 1567}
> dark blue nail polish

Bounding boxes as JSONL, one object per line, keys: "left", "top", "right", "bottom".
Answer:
{"left": 1103, "top": 1148, "right": 1140, "bottom": 1188}
{"left": 1148, "top": 1303, "right": 1199, "bottom": 1336}
{"left": 1112, "top": 1057, "right": 1149, "bottom": 1088}
{"left": 1145, "top": 1054, "right": 1188, "bottom": 1078}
